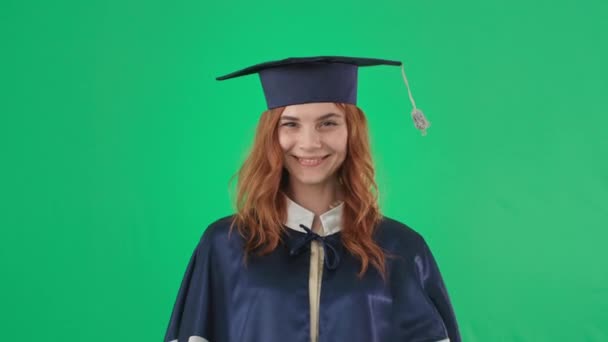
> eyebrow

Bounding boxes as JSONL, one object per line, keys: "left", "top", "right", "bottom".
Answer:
{"left": 279, "top": 113, "right": 342, "bottom": 121}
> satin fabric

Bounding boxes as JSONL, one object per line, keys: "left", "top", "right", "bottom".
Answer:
{"left": 164, "top": 215, "right": 461, "bottom": 342}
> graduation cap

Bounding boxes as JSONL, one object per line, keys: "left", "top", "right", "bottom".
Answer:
{"left": 216, "top": 56, "right": 430, "bottom": 135}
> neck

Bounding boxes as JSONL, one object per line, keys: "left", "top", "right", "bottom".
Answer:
{"left": 285, "top": 177, "right": 344, "bottom": 217}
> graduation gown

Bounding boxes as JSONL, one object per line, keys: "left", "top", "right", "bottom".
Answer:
{"left": 164, "top": 195, "right": 461, "bottom": 342}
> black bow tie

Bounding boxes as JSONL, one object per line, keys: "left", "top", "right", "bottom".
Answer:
{"left": 287, "top": 224, "right": 341, "bottom": 270}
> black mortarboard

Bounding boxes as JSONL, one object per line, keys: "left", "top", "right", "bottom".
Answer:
{"left": 216, "top": 56, "right": 430, "bottom": 135}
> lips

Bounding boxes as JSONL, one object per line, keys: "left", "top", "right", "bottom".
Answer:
{"left": 293, "top": 154, "right": 329, "bottom": 166}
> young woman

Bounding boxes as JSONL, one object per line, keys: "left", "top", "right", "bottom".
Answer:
{"left": 164, "top": 56, "right": 460, "bottom": 342}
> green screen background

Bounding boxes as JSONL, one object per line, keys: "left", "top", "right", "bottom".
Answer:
{"left": 1, "top": 0, "right": 606, "bottom": 340}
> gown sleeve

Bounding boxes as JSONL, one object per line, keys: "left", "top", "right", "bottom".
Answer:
{"left": 419, "top": 237, "right": 462, "bottom": 342}
{"left": 164, "top": 230, "right": 215, "bottom": 342}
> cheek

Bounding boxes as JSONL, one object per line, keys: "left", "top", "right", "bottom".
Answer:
{"left": 278, "top": 133, "right": 294, "bottom": 153}
{"left": 331, "top": 130, "right": 348, "bottom": 153}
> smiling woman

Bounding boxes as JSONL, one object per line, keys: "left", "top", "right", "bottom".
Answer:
{"left": 278, "top": 102, "right": 348, "bottom": 194}
{"left": 164, "top": 56, "right": 460, "bottom": 342}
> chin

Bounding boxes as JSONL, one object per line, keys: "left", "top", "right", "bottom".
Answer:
{"left": 284, "top": 169, "right": 324, "bottom": 184}
{"left": 292, "top": 175, "right": 328, "bottom": 185}
{"left": 284, "top": 163, "right": 338, "bottom": 186}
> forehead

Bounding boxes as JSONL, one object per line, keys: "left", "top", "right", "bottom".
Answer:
{"left": 280, "top": 102, "right": 344, "bottom": 119}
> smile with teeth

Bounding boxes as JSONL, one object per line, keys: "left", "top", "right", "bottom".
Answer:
{"left": 294, "top": 155, "right": 329, "bottom": 166}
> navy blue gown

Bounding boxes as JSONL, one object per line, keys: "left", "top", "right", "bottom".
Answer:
{"left": 164, "top": 215, "right": 461, "bottom": 342}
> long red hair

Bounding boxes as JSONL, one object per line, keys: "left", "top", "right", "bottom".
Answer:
{"left": 227, "top": 103, "right": 391, "bottom": 281}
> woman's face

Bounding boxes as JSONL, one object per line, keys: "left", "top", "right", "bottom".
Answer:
{"left": 278, "top": 102, "right": 348, "bottom": 187}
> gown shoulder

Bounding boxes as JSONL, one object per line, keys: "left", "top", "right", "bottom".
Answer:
{"left": 375, "top": 215, "right": 432, "bottom": 254}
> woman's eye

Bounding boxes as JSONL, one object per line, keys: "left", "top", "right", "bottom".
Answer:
{"left": 280, "top": 121, "right": 337, "bottom": 128}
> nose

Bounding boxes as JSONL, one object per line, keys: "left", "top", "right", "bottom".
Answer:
{"left": 298, "top": 126, "right": 322, "bottom": 149}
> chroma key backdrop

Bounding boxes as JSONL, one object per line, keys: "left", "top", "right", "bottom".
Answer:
{"left": 1, "top": 0, "right": 607, "bottom": 341}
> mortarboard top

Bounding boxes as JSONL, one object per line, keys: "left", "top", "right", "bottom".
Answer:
{"left": 215, "top": 56, "right": 430, "bottom": 135}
